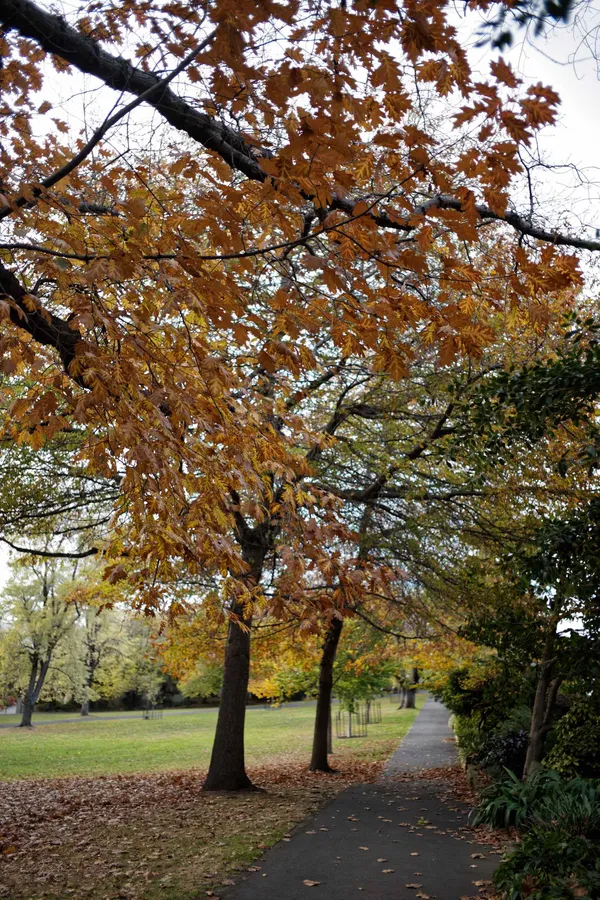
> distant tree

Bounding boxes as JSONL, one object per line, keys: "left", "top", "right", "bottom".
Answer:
{"left": 0, "top": 556, "right": 77, "bottom": 726}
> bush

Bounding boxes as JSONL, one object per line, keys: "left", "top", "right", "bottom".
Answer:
{"left": 452, "top": 712, "right": 484, "bottom": 762}
{"left": 474, "top": 770, "right": 600, "bottom": 899}
{"left": 474, "top": 729, "right": 529, "bottom": 778}
{"left": 494, "top": 829, "right": 600, "bottom": 900}
{"left": 473, "top": 768, "right": 562, "bottom": 829}
{"left": 545, "top": 699, "right": 600, "bottom": 778}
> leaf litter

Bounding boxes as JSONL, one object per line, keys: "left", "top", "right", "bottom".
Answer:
{"left": 0, "top": 758, "right": 381, "bottom": 900}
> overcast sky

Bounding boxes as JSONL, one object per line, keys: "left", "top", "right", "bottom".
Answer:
{"left": 1, "top": 7, "right": 599, "bottom": 592}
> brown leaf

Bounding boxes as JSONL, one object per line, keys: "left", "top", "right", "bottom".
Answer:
{"left": 303, "top": 880, "right": 320, "bottom": 887}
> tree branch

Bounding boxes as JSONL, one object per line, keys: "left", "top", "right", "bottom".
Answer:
{"left": 0, "top": 27, "right": 217, "bottom": 222}
{"left": 0, "top": 259, "right": 83, "bottom": 379}
{"left": 2, "top": 0, "right": 600, "bottom": 252}
{"left": 0, "top": 536, "right": 98, "bottom": 558}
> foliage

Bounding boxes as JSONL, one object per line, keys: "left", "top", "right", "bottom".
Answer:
{"left": 545, "top": 699, "right": 600, "bottom": 778}
{"left": 486, "top": 771, "right": 600, "bottom": 899}
{"left": 474, "top": 729, "right": 530, "bottom": 779}
{"left": 477, "top": 0, "right": 576, "bottom": 50}
{"left": 473, "top": 767, "right": 600, "bottom": 831}
{"left": 179, "top": 660, "right": 223, "bottom": 701}
{"left": 493, "top": 829, "right": 600, "bottom": 900}
{"left": 0, "top": 0, "right": 585, "bottom": 612}
{"left": 452, "top": 713, "right": 486, "bottom": 765}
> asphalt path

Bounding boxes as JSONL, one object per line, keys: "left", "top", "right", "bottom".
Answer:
{"left": 222, "top": 698, "right": 499, "bottom": 900}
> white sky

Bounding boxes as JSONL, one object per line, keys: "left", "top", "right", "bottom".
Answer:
{"left": 1, "top": 7, "right": 599, "bottom": 593}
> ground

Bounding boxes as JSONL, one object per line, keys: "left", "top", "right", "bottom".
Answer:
{"left": 220, "top": 699, "right": 503, "bottom": 900}
{"left": 0, "top": 698, "right": 423, "bottom": 899}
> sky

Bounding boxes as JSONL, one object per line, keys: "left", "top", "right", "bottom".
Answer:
{"left": 0, "top": 4, "right": 599, "bottom": 592}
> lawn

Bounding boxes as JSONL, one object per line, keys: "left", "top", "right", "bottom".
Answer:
{"left": 0, "top": 696, "right": 424, "bottom": 780}
{"left": 0, "top": 697, "right": 426, "bottom": 900}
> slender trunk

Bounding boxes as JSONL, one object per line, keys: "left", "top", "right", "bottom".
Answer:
{"left": 203, "top": 539, "right": 265, "bottom": 791}
{"left": 81, "top": 669, "right": 94, "bottom": 716}
{"left": 397, "top": 686, "right": 407, "bottom": 709}
{"left": 405, "top": 667, "right": 418, "bottom": 710}
{"left": 327, "top": 704, "right": 333, "bottom": 754}
{"left": 309, "top": 616, "right": 343, "bottom": 772}
{"left": 20, "top": 656, "right": 51, "bottom": 727}
{"left": 524, "top": 631, "right": 561, "bottom": 779}
{"left": 20, "top": 657, "right": 38, "bottom": 727}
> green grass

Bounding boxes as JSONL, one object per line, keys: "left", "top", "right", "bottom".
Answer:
{"left": 0, "top": 695, "right": 425, "bottom": 780}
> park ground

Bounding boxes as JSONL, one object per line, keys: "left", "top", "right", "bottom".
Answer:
{"left": 0, "top": 697, "right": 424, "bottom": 900}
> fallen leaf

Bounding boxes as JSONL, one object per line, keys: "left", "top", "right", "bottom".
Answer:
{"left": 471, "top": 853, "right": 485, "bottom": 859}
{"left": 359, "top": 846, "right": 369, "bottom": 851}
{"left": 410, "top": 852, "right": 419, "bottom": 856}
{"left": 303, "top": 880, "right": 320, "bottom": 887}
{"left": 382, "top": 869, "right": 394, "bottom": 874}
{"left": 377, "top": 858, "right": 387, "bottom": 863}
{"left": 406, "top": 884, "right": 422, "bottom": 889}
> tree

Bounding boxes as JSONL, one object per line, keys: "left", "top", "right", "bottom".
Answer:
{"left": 1, "top": 556, "right": 77, "bottom": 725}
{"left": 0, "top": 0, "right": 596, "bottom": 790}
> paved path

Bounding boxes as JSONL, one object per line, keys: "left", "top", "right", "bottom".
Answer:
{"left": 222, "top": 698, "right": 499, "bottom": 900}
{"left": 384, "top": 697, "right": 458, "bottom": 774}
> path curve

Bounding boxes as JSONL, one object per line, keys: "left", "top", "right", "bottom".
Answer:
{"left": 222, "top": 697, "right": 499, "bottom": 900}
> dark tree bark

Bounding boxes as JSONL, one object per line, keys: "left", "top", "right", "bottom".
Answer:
{"left": 20, "top": 655, "right": 51, "bottom": 727}
{"left": 524, "top": 630, "right": 562, "bottom": 778}
{"left": 309, "top": 616, "right": 344, "bottom": 772}
{"left": 203, "top": 534, "right": 266, "bottom": 791}
{"left": 404, "top": 667, "right": 419, "bottom": 709}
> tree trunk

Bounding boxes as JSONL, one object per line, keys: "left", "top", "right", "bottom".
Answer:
{"left": 405, "top": 667, "right": 419, "bottom": 709}
{"left": 81, "top": 669, "right": 94, "bottom": 716}
{"left": 309, "top": 616, "right": 343, "bottom": 772}
{"left": 203, "top": 538, "right": 265, "bottom": 791}
{"left": 20, "top": 656, "right": 50, "bottom": 727}
{"left": 20, "top": 695, "right": 34, "bottom": 727}
{"left": 524, "top": 631, "right": 561, "bottom": 779}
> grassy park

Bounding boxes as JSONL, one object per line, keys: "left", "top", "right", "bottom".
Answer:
{"left": 0, "top": 698, "right": 423, "bottom": 781}
{"left": 0, "top": 700, "right": 423, "bottom": 900}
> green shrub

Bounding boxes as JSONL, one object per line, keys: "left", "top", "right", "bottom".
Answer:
{"left": 475, "top": 770, "right": 600, "bottom": 899}
{"left": 474, "top": 729, "right": 529, "bottom": 778}
{"left": 473, "top": 768, "right": 562, "bottom": 829}
{"left": 545, "top": 699, "right": 600, "bottom": 778}
{"left": 494, "top": 828, "right": 600, "bottom": 900}
{"left": 453, "top": 712, "right": 484, "bottom": 763}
